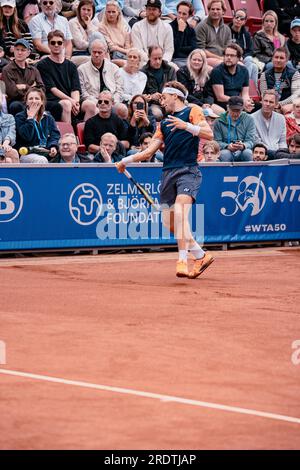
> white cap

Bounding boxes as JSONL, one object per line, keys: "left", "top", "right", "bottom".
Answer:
{"left": 1, "top": 0, "right": 16, "bottom": 7}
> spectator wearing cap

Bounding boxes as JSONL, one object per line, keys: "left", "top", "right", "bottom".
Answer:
{"left": 131, "top": 0, "right": 174, "bottom": 66}
{"left": 259, "top": 47, "right": 300, "bottom": 115}
{"left": 195, "top": 0, "right": 231, "bottom": 68}
{"left": 2, "top": 38, "right": 45, "bottom": 116}
{"left": 252, "top": 89, "right": 287, "bottom": 159}
{"left": 203, "top": 107, "right": 219, "bottom": 129}
{"left": 287, "top": 19, "right": 300, "bottom": 71}
{"left": 0, "top": 0, "right": 36, "bottom": 59}
{"left": 209, "top": 42, "right": 254, "bottom": 113}
{"left": 29, "top": 0, "right": 73, "bottom": 58}
{"left": 170, "top": 1, "right": 197, "bottom": 68}
{"left": 213, "top": 96, "right": 255, "bottom": 162}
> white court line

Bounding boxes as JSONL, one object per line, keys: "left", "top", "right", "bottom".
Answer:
{"left": 1, "top": 368, "right": 300, "bottom": 425}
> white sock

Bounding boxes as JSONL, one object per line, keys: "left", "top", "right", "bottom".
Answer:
{"left": 189, "top": 242, "right": 205, "bottom": 259}
{"left": 178, "top": 250, "right": 187, "bottom": 262}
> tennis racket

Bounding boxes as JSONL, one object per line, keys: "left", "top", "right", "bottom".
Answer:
{"left": 123, "top": 169, "right": 159, "bottom": 210}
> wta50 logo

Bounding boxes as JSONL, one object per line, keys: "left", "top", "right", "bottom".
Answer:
{"left": 0, "top": 179, "right": 23, "bottom": 223}
{"left": 221, "top": 172, "right": 300, "bottom": 217}
{"left": 221, "top": 173, "right": 266, "bottom": 217}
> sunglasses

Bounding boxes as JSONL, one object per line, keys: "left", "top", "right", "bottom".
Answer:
{"left": 43, "top": 1, "right": 54, "bottom": 5}
{"left": 50, "top": 40, "right": 63, "bottom": 46}
{"left": 235, "top": 15, "right": 246, "bottom": 20}
{"left": 98, "top": 99, "right": 110, "bottom": 105}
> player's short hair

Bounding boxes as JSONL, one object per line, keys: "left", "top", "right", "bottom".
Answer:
{"left": 164, "top": 80, "right": 188, "bottom": 102}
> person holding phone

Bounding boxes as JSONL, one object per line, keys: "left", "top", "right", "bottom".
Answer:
{"left": 213, "top": 96, "right": 255, "bottom": 162}
{"left": 127, "top": 94, "right": 156, "bottom": 149}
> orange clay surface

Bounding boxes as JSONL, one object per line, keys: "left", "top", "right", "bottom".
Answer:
{"left": 0, "top": 247, "right": 300, "bottom": 450}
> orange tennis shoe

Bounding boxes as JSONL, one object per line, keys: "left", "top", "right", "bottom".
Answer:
{"left": 176, "top": 259, "right": 189, "bottom": 278}
{"left": 188, "top": 252, "right": 214, "bottom": 279}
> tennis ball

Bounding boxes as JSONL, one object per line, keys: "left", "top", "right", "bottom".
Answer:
{"left": 19, "top": 147, "right": 28, "bottom": 155}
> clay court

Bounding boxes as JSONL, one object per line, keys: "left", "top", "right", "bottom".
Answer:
{"left": 0, "top": 247, "right": 300, "bottom": 450}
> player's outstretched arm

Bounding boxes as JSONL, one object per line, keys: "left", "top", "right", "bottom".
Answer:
{"left": 116, "top": 139, "right": 162, "bottom": 173}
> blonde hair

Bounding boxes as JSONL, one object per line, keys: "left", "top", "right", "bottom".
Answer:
{"left": 101, "top": 0, "right": 126, "bottom": 28}
{"left": 187, "top": 49, "right": 210, "bottom": 88}
{"left": 261, "top": 10, "right": 280, "bottom": 37}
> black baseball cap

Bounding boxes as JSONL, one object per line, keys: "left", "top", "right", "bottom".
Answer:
{"left": 228, "top": 96, "right": 244, "bottom": 110}
{"left": 145, "top": 0, "right": 162, "bottom": 9}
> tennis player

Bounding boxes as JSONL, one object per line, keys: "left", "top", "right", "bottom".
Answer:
{"left": 116, "top": 81, "right": 214, "bottom": 278}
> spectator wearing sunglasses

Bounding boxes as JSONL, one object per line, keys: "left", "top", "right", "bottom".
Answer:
{"left": 84, "top": 90, "right": 129, "bottom": 155}
{"left": 29, "top": 0, "right": 73, "bottom": 58}
{"left": 228, "top": 9, "right": 259, "bottom": 86}
{"left": 37, "top": 30, "right": 95, "bottom": 123}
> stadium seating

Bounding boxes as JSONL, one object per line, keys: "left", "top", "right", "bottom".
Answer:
{"left": 57, "top": 121, "right": 86, "bottom": 153}
{"left": 76, "top": 122, "right": 86, "bottom": 153}
{"left": 249, "top": 79, "right": 261, "bottom": 102}
{"left": 56, "top": 121, "right": 74, "bottom": 136}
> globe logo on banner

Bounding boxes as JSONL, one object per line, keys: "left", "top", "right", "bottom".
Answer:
{"left": 0, "top": 178, "right": 23, "bottom": 223}
{"left": 69, "top": 183, "right": 103, "bottom": 226}
{"left": 221, "top": 173, "right": 267, "bottom": 217}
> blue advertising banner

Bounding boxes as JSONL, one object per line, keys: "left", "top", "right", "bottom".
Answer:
{"left": 0, "top": 161, "right": 299, "bottom": 251}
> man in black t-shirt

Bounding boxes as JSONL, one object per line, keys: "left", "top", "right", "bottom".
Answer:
{"left": 36, "top": 30, "right": 95, "bottom": 122}
{"left": 209, "top": 42, "right": 253, "bottom": 112}
{"left": 84, "top": 91, "right": 129, "bottom": 155}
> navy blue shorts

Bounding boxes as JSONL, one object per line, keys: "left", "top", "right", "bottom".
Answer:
{"left": 160, "top": 165, "right": 202, "bottom": 206}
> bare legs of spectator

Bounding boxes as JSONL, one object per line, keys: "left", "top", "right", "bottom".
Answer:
{"left": 5, "top": 148, "right": 19, "bottom": 163}
{"left": 81, "top": 99, "right": 98, "bottom": 120}
{"left": 59, "top": 99, "right": 72, "bottom": 123}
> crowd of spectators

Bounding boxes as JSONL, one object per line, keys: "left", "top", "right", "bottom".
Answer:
{"left": 0, "top": 0, "right": 300, "bottom": 165}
